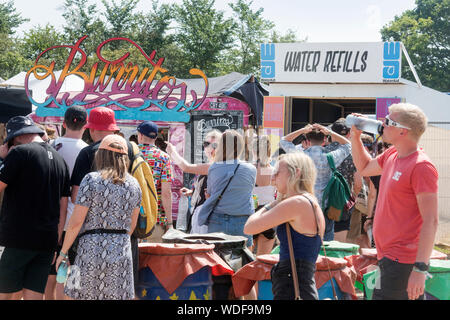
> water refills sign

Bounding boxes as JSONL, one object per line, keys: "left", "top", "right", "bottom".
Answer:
{"left": 260, "top": 42, "right": 402, "bottom": 83}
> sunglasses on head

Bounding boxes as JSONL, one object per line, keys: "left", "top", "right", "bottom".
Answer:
{"left": 203, "top": 141, "right": 217, "bottom": 149}
{"left": 384, "top": 115, "right": 411, "bottom": 130}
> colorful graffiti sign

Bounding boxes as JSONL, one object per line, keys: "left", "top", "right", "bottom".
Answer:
{"left": 25, "top": 36, "right": 209, "bottom": 122}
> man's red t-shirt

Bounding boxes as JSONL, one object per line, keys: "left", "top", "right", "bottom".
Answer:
{"left": 374, "top": 146, "right": 438, "bottom": 264}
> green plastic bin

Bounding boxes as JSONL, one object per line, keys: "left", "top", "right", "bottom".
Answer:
{"left": 320, "top": 241, "right": 360, "bottom": 258}
{"left": 425, "top": 259, "right": 450, "bottom": 300}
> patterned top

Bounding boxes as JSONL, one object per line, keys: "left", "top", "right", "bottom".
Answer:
{"left": 280, "top": 139, "right": 351, "bottom": 208}
{"left": 65, "top": 172, "right": 142, "bottom": 300}
{"left": 138, "top": 144, "right": 172, "bottom": 225}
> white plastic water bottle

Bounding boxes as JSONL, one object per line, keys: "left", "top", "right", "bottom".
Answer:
{"left": 345, "top": 115, "right": 384, "bottom": 136}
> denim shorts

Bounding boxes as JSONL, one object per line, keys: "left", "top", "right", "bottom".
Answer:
{"left": 206, "top": 213, "right": 253, "bottom": 247}
{"left": 372, "top": 257, "right": 425, "bottom": 300}
{"left": 271, "top": 259, "right": 319, "bottom": 300}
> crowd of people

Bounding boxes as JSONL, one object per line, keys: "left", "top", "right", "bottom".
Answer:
{"left": 0, "top": 102, "right": 439, "bottom": 301}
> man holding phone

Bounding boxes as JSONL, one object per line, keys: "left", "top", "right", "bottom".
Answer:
{"left": 136, "top": 121, "right": 173, "bottom": 242}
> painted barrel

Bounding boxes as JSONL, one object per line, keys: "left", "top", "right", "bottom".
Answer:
{"left": 137, "top": 266, "right": 212, "bottom": 300}
{"left": 162, "top": 229, "right": 254, "bottom": 299}
{"left": 137, "top": 243, "right": 232, "bottom": 300}
{"left": 320, "top": 241, "right": 360, "bottom": 258}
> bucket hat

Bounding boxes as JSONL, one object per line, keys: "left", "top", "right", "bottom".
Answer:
{"left": 4, "top": 116, "right": 45, "bottom": 144}
{"left": 85, "top": 107, "right": 119, "bottom": 131}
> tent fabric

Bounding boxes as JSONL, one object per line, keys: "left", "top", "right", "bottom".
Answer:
{"left": 176, "top": 72, "right": 268, "bottom": 126}
{"left": 138, "top": 243, "right": 234, "bottom": 294}
{"left": 231, "top": 254, "right": 357, "bottom": 298}
{"left": 0, "top": 87, "right": 33, "bottom": 123}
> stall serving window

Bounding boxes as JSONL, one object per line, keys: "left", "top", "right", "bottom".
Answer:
{"left": 288, "top": 98, "right": 375, "bottom": 131}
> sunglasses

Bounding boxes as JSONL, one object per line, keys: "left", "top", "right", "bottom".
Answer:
{"left": 384, "top": 115, "right": 411, "bottom": 130}
{"left": 203, "top": 141, "right": 218, "bottom": 149}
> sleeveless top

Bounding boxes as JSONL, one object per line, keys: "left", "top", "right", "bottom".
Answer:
{"left": 276, "top": 195, "right": 322, "bottom": 264}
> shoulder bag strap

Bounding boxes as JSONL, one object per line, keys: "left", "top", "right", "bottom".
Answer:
{"left": 209, "top": 163, "right": 240, "bottom": 215}
{"left": 285, "top": 222, "right": 301, "bottom": 300}
{"left": 302, "top": 194, "right": 338, "bottom": 300}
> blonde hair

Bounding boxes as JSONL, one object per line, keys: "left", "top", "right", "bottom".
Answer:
{"left": 205, "top": 129, "right": 222, "bottom": 142}
{"left": 277, "top": 152, "right": 317, "bottom": 197}
{"left": 251, "top": 135, "right": 272, "bottom": 166}
{"left": 94, "top": 144, "right": 129, "bottom": 184}
{"left": 214, "top": 129, "right": 244, "bottom": 162}
{"left": 389, "top": 103, "right": 428, "bottom": 140}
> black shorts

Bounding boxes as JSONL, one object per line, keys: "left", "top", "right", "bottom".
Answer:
{"left": 0, "top": 247, "right": 54, "bottom": 294}
{"left": 372, "top": 257, "right": 425, "bottom": 300}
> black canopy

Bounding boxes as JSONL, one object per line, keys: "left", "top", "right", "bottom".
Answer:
{"left": 0, "top": 87, "right": 32, "bottom": 123}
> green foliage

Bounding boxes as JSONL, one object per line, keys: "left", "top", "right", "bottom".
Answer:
{"left": 380, "top": 0, "right": 450, "bottom": 92}
{"left": 0, "top": 0, "right": 304, "bottom": 82}
{"left": 223, "top": 0, "right": 274, "bottom": 75}
{"left": 0, "top": 0, "right": 29, "bottom": 35}
{"left": 174, "top": 0, "right": 235, "bottom": 77}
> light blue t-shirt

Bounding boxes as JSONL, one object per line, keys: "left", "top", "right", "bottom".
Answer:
{"left": 197, "top": 160, "right": 256, "bottom": 226}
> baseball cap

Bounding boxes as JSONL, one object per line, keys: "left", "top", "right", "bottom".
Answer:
{"left": 137, "top": 121, "right": 158, "bottom": 139}
{"left": 64, "top": 106, "right": 88, "bottom": 126}
{"left": 85, "top": 107, "right": 119, "bottom": 131}
{"left": 99, "top": 134, "right": 128, "bottom": 154}
{"left": 4, "top": 116, "right": 45, "bottom": 144}
{"left": 331, "top": 118, "right": 350, "bottom": 136}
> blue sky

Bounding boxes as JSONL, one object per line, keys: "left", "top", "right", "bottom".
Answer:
{"left": 12, "top": 0, "right": 417, "bottom": 42}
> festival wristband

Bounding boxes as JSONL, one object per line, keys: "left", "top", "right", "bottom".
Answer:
{"left": 59, "top": 251, "right": 69, "bottom": 259}
{"left": 412, "top": 267, "right": 433, "bottom": 279}
{"left": 264, "top": 204, "right": 272, "bottom": 211}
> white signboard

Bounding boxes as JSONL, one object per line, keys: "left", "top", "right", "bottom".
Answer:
{"left": 260, "top": 42, "right": 402, "bottom": 83}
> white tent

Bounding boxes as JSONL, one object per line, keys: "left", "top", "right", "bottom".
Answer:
{"left": 2, "top": 70, "right": 85, "bottom": 111}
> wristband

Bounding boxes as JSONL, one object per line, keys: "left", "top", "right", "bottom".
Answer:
{"left": 59, "top": 251, "right": 69, "bottom": 259}
{"left": 263, "top": 204, "right": 272, "bottom": 211}
{"left": 412, "top": 267, "right": 433, "bottom": 279}
{"left": 366, "top": 217, "right": 373, "bottom": 220}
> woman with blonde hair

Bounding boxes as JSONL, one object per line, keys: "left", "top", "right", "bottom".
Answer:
{"left": 244, "top": 152, "right": 325, "bottom": 300}
{"left": 56, "top": 134, "right": 141, "bottom": 300}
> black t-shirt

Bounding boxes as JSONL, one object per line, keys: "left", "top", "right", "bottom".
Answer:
{"left": 0, "top": 142, "right": 71, "bottom": 251}
{"left": 71, "top": 140, "right": 135, "bottom": 187}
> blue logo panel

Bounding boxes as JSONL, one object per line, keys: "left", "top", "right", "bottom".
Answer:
{"left": 260, "top": 43, "right": 275, "bottom": 80}
{"left": 382, "top": 42, "right": 401, "bottom": 81}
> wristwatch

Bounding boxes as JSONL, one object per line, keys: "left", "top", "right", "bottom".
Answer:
{"left": 414, "top": 262, "right": 429, "bottom": 272}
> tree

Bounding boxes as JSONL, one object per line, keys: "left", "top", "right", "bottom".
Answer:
{"left": 21, "top": 24, "right": 66, "bottom": 68}
{"left": 62, "top": 0, "right": 107, "bottom": 54}
{"left": 0, "top": 1, "right": 30, "bottom": 79}
{"left": 224, "top": 0, "right": 275, "bottom": 75}
{"left": 101, "top": 0, "right": 140, "bottom": 48}
{"left": 131, "top": 0, "right": 175, "bottom": 62}
{"left": 173, "top": 0, "right": 235, "bottom": 78}
{"left": 0, "top": 0, "right": 29, "bottom": 35}
{"left": 380, "top": 0, "right": 450, "bottom": 92}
